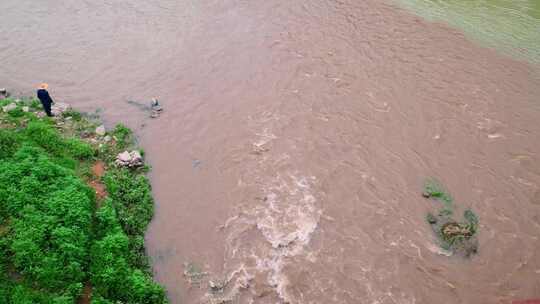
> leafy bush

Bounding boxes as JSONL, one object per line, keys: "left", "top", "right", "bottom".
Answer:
{"left": 0, "top": 147, "right": 93, "bottom": 299}
{"left": 24, "top": 121, "right": 94, "bottom": 160}
{"left": 7, "top": 107, "right": 25, "bottom": 118}
{"left": 65, "top": 138, "right": 94, "bottom": 159}
{"left": 0, "top": 129, "right": 20, "bottom": 159}
{"left": 90, "top": 201, "right": 166, "bottom": 303}
{"left": 104, "top": 169, "right": 154, "bottom": 237}
{"left": 112, "top": 124, "right": 133, "bottom": 150}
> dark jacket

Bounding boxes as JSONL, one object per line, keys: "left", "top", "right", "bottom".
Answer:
{"left": 37, "top": 89, "right": 54, "bottom": 105}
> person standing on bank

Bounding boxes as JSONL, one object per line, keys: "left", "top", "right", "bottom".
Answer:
{"left": 37, "top": 83, "right": 54, "bottom": 117}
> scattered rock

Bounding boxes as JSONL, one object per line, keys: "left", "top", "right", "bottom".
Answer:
{"left": 115, "top": 150, "right": 144, "bottom": 168}
{"left": 149, "top": 97, "right": 163, "bottom": 118}
{"left": 2, "top": 103, "right": 17, "bottom": 113}
{"left": 80, "top": 130, "right": 91, "bottom": 138}
{"left": 0, "top": 88, "right": 8, "bottom": 98}
{"left": 22, "top": 106, "right": 30, "bottom": 112}
{"left": 51, "top": 102, "right": 70, "bottom": 116}
{"left": 104, "top": 135, "right": 112, "bottom": 142}
{"left": 209, "top": 279, "right": 226, "bottom": 293}
{"left": 183, "top": 262, "right": 208, "bottom": 287}
{"left": 95, "top": 125, "right": 106, "bottom": 136}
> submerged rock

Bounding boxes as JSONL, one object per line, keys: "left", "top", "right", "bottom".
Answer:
{"left": 427, "top": 211, "right": 479, "bottom": 258}
{"left": 115, "top": 150, "right": 144, "bottom": 168}
{"left": 150, "top": 97, "right": 163, "bottom": 118}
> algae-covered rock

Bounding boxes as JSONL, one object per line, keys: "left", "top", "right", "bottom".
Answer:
{"left": 423, "top": 179, "right": 479, "bottom": 257}
{"left": 427, "top": 210, "right": 479, "bottom": 257}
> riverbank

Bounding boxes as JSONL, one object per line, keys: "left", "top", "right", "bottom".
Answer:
{"left": 2, "top": 1, "right": 540, "bottom": 303}
{"left": 0, "top": 96, "right": 167, "bottom": 303}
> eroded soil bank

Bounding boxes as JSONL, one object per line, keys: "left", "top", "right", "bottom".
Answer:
{"left": 1, "top": 0, "right": 539, "bottom": 303}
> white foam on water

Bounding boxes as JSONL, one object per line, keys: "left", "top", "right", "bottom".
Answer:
{"left": 251, "top": 173, "right": 321, "bottom": 302}
{"left": 206, "top": 124, "right": 322, "bottom": 303}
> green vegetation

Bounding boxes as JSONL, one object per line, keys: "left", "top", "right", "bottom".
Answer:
{"left": 423, "top": 179, "right": 479, "bottom": 257}
{"left": 0, "top": 97, "right": 167, "bottom": 303}
{"left": 423, "top": 178, "right": 453, "bottom": 216}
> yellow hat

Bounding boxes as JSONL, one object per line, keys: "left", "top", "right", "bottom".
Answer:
{"left": 39, "top": 83, "right": 49, "bottom": 89}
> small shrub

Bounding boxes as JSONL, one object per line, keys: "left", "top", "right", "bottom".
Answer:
{"left": 0, "top": 129, "right": 20, "bottom": 159}
{"left": 7, "top": 107, "right": 25, "bottom": 118}
{"left": 62, "top": 109, "right": 82, "bottom": 121}
{"left": 112, "top": 124, "right": 133, "bottom": 150}
{"left": 24, "top": 121, "right": 64, "bottom": 155}
{"left": 65, "top": 138, "right": 94, "bottom": 160}
{"left": 103, "top": 169, "right": 154, "bottom": 237}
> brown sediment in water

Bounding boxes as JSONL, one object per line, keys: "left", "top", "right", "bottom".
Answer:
{"left": 1, "top": 0, "right": 540, "bottom": 303}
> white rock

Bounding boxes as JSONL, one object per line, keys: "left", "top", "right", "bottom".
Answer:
{"left": 22, "top": 106, "right": 30, "bottom": 112}
{"left": 2, "top": 103, "right": 17, "bottom": 112}
{"left": 118, "top": 151, "right": 132, "bottom": 162}
{"left": 104, "top": 135, "right": 112, "bottom": 142}
{"left": 95, "top": 125, "right": 106, "bottom": 136}
{"left": 115, "top": 150, "right": 144, "bottom": 168}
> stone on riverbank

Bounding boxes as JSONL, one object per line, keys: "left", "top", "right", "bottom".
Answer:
{"left": 51, "top": 102, "right": 70, "bottom": 116}
{"left": 96, "top": 125, "right": 106, "bottom": 136}
{"left": 115, "top": 150, "right": 144, "bottom": 168}
{"left": 2, "top": 103, "right": 17, "bottom": 112}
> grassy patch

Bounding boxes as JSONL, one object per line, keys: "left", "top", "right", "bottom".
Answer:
{"left": 0, "top": 100, "right": 167, "bottom": 303}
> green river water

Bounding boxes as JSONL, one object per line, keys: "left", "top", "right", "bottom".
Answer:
{"left": 397, "top": 0, "right": 540, "bottom": 64}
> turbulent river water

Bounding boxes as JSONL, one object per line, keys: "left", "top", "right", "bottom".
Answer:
{"left": 1, "top": 0, "right": 540, "bottom": 303}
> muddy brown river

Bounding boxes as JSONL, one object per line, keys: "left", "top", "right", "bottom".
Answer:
{"left": 2, "top": 0, "right": 540, "bottom": 303}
